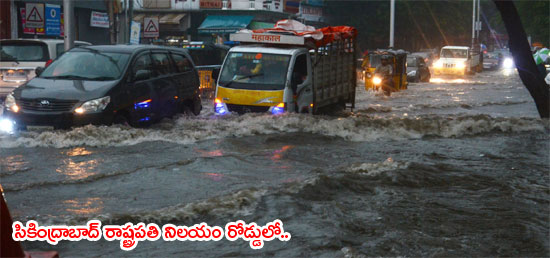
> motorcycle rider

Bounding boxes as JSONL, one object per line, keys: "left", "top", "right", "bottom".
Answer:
{"left": 374, "top": 55, "right": 395, "bottom": 96}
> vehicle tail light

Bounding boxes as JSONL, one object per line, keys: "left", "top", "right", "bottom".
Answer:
{"left": 45, "top": 59, "right": 53, "bottom": 67}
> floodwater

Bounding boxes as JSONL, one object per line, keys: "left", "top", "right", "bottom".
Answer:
{"left": 1, "top": 70, "right": 548, "bottom": 256}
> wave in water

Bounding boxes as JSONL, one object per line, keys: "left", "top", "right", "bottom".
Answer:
{"left": 0, "top": 114, "right": 546, "bottom": 148}
{"left": 26, "top": 188, "right": 267, "bottom": 226}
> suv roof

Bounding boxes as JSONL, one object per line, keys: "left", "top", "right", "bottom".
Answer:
{"left": 75, "top": 44, "right": 188, "bottom": 54}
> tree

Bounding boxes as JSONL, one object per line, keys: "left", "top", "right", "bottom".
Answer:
{"left": 493, "top": 0, "right": 549, "bottom": 118}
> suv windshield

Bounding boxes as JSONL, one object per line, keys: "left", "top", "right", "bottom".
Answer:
{"left": 219, "top": 52, "right": 291, "bottom": 90}
{"left": 40, "top": 51, "right": 130, "bottom": 81}
{"left": 0, "top": 42, "right": 49, "bottom": 62}
{"left": 441, "top": 49, "right": 468, "bottom": 58}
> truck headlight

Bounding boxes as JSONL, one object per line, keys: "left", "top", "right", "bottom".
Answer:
{"left": 503, "top": 58, "right": 514, "bottom": 68}
{"left": 269, "top": 103, "right": 285, "bottom": 115}
{"left": 214, "top": 98, "right": 228, "bottom": 115}
{"left": 456, "top": 62, "right": 466, "bottom": 69}
{"left": 74, "top": 96, "right": 110, "bottom": 114}
{"left": 5, "top": 93, "right": 19, "bottom": 113}
{"left": 373, "top": 76, "right": 382, "bottom": 85}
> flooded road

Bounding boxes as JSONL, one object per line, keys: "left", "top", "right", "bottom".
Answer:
{"left": 1, "top": 70, "right": 548, "bottom": 256}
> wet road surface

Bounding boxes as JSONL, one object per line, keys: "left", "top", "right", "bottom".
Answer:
{"left": 1, "top": 70, "right": 548, "bottom": 256}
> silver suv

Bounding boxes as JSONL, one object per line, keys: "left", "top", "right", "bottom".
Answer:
{"left": 0, "top": 39, "right": 91, "bottom": 99}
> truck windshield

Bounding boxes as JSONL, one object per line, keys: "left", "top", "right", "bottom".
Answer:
{"left": 441, "top": 49, "right": 468, "bottom": 58}
{"left": 219, "top": 52, "right": 291, "bottom": 90}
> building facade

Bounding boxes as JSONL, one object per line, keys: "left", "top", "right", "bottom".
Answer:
{"left": 132, "top": 0, "right": 325, "bottom": 44}
{"left": 2, "top": 0, "right": 111, "bottom": 45}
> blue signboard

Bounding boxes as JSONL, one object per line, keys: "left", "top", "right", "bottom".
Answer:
{"left": 130, "top": 21, "right": 141, "bottom": 45}
{"left": 45, "top": 4, "right": 60, "bottom": 36}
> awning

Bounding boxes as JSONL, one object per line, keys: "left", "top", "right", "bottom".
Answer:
{"left": 133, "top": 14, "right": 145, "bottom": 23}
{"left": 248, "top": 21, "right": 275, "bottom": 30}
{"left": 198, "top": 15, "right": 253, "bottom": 34}
{"left": 159, "top": 13, "right": 186, "bottom": 25}
{"left": 133, "top": 14, "right": 186, "bottom": 25}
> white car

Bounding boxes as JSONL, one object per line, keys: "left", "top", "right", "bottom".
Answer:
{"left": 0, "top": 39, "right": 91, "bottom": 99}
{"left": 432, "top": 46, "right": 481, "bottom": 76}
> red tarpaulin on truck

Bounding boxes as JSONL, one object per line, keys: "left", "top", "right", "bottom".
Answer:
{"left": 247, "top": 19, "right": 357, "bottom": 47}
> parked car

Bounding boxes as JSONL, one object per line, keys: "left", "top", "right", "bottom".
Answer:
{"left": 0, "top": 39, "right": 91, "bottom": 99}
{"left": 406, "top": 55, "right": 431, "bottom": 82}
{"left": 3, "top": 45, "right": 202, "bottom": 130}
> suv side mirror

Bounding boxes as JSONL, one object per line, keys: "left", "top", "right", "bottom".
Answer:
{"left": 35, "top": 66, "right": 45, "bottom": 77}
{"left": 134, "top": 70, "right": 151, "bottom": 81}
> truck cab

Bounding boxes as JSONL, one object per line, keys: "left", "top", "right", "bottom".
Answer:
{"left": 214, "top": 29, "right": 356, "bottom": 115}
{"left": 432, "top": 46, "right": 480, "bottom": 76}
{"left": 215, "top": 45, "right": 312, "bottom": 114}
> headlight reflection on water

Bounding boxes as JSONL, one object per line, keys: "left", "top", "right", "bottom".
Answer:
{"left": 429, "top": 78, "right": 468, "bottom": 84}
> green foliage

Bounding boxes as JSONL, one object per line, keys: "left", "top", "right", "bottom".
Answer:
{"left": 515, "top": 0, "right": 549, "bottom": 46}
{"left": 324, "top": 0, "right": 549, "bottom": 51}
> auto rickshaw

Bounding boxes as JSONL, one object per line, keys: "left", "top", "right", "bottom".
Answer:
{"left": 183, "top": 42, "right": 230, "bottom": 98}
{"left": 362, "top": 49, "right": 408, "bottom": 92}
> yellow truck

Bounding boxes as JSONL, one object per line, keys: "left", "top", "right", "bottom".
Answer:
{"left": 213, "top": 29, "right": 357, "bottom": 114}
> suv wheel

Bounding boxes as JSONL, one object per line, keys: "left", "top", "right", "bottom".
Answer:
{"left": 183, "top": 97, "right": 202, "bottom": 116}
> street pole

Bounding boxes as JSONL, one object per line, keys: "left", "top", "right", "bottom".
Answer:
{"left": 10, "top": 0, "right": 18, "bottom": 39}
{"left": 128, "top": 0, "right": 133, "bottom": 44}
{"left": 471, "top": 0, "right": 476, "bottom": 48}
{"left": 63, "top": 0, "right": 74, "bottom": 51}
{"left": 107, "top": 0, "right": 115, "bottom": 44}
{"left": 476, "top": 0, "right": 481, "bottom": 39}
{"left": 389, "top": 0, "right": 395, "bottom": 48}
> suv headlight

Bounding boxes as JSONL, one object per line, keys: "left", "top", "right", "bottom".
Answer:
{"left": 74, "top": 96, "right": 110, "bottom": 114}
{"left": 456, "top": 62, "right": 466, "bottom": 69}
{"left": 5, "top": 93, "right": 19, "bottom": 113}
{"left": 433, "top": 60, "right": 443, "bottom": 68}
